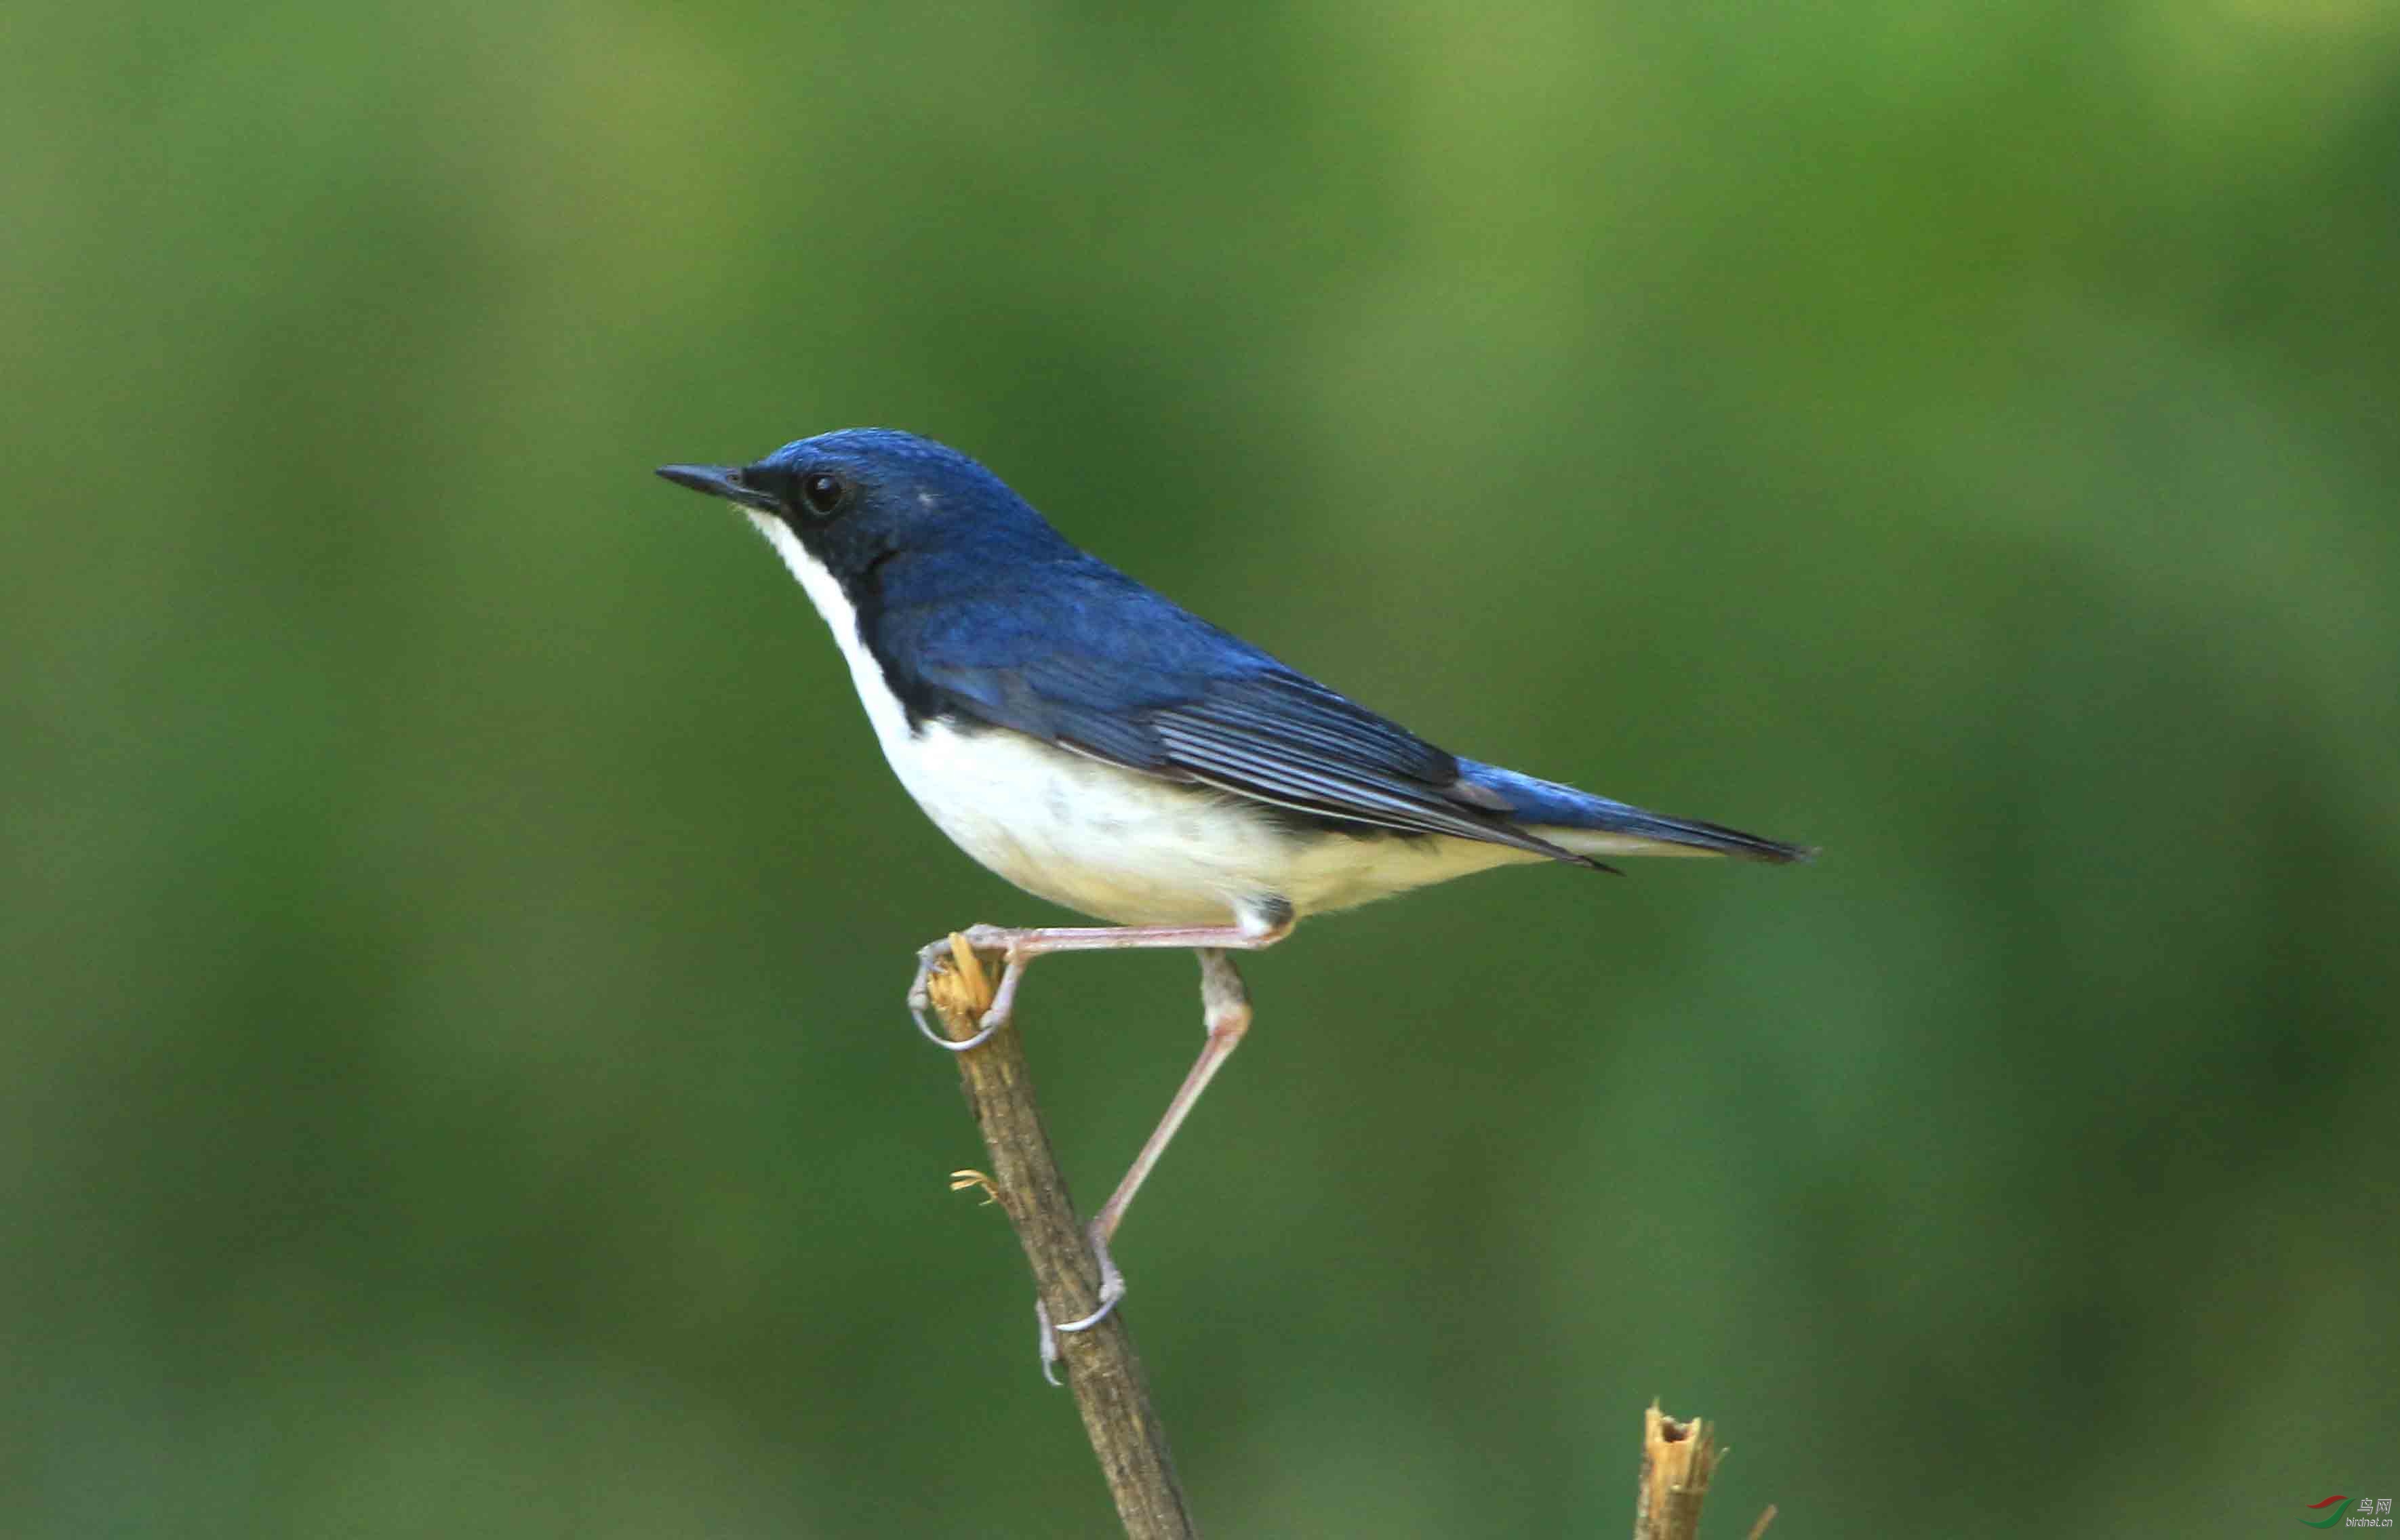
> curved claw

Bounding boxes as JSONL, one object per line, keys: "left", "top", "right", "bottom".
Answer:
{"left": 1052, "top": 1221, "right": 1127, "bottom": 1335}
{"left": 1033, "top": 1227, "right": 1123, "bottom": 1378}
{"left": 906, "top": 933, "right": 1013, "bottom": 1050}
{"left": 1052, "top": 1290, "right": 1121, "bottom": 1334}
{"left": 905, "top": 944, "right": 951, "bottom": 1047}
{"left": 1035, "top": 1300, "right": 1063, "bottom": 1385}
{"left": 924, "top": 1011, "right": 1005, "bottom": 1052}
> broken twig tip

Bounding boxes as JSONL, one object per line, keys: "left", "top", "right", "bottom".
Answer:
{"left": 946, "top": 932, "right": 993, "bottom": 1011}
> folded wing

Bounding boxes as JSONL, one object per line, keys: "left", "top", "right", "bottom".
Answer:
{"left": 877, "top": 562, "right": 1597, "bottom": 866}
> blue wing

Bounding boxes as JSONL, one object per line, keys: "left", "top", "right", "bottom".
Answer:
{"left": 869, "top": 559, "right": 1597, "bottom": 865}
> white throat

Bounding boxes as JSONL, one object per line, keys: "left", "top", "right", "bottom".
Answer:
{"left": 745, "top": 511, "right": 915, "bottom": 750}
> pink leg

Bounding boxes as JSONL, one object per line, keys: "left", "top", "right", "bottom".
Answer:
{"left": 902, "top": 919, "right": 1289, "bottom": 1370}
{"left": 1089, "top": 950, "right": 1252, "bottom": 1246}
{"left": 1049, "top": 948, "right": 1254, "bottom": 1345}
{"left": 907, "top": 920, "right": 1284, "bottom": 1051}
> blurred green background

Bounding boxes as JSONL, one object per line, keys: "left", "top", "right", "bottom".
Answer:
{"left": 8, "top": 0, "right": 2398, "bottom": 1534}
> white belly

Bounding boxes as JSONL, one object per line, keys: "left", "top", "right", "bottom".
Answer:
{"left": 883, "top": 718, "right": 1542, "bottom": 927}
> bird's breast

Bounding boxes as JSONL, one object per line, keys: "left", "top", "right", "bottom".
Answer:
{"left": 879, "top": 718, "right": 1282, "bottom": 926}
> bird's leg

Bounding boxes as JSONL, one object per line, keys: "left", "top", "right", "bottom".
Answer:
{"left": 909, "top": 921, "right": 1283, "bottom": 1050}
{"left": 1089, "top": 950, "right": 1253, "bottom": 1247}
{"left": 1052, "top": 948, "right": 1253, "bottom": 1342}
{"left": 906, "top": 919, "right": 1287, "bottom": 1373}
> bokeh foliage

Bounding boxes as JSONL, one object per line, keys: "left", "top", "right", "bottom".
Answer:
{"left": 7, "top": 0, "right": 2397, "bottom": 1534}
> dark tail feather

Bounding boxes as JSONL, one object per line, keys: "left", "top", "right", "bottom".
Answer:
{"left": 1592, "top": 807, "right": 1815, "bottom": 864}
{"left": 1453, "top": 759, "right": 1814, "bottom": 864}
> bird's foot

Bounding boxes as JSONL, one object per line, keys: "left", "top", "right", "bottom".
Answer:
{"left": 1033, "top": 1220, "right": 1127, "bottom": 1384}
{"left": 906, "top": 927, "right": 1022, "bottom": 1050}
{"left": 1056, "top": 1219, "right": 1127, "bottom": 1334}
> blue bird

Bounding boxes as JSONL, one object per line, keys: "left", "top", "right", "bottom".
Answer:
{"left": 658, "top": 429, "right": 1806, "bottom": 1352}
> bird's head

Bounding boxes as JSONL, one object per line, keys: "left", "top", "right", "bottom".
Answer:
{"left": 657, "top": 428, "right": 1069, "bottom": 593}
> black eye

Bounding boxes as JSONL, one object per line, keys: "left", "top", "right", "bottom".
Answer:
{"left": 797, "top": 472, "right": 845, "bottom": 516}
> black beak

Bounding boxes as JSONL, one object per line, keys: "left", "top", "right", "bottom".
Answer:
{"left": 656, "top": 463, "right": 782, "bottom": 512}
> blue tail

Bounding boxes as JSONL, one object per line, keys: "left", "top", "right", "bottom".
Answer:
{"left": 1458, "top": 761, "right": 1812, "bottom": 864}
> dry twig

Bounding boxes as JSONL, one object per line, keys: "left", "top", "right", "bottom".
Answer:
{"left": 920, "top": 934, "right": 1196, "bottom": 1540}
